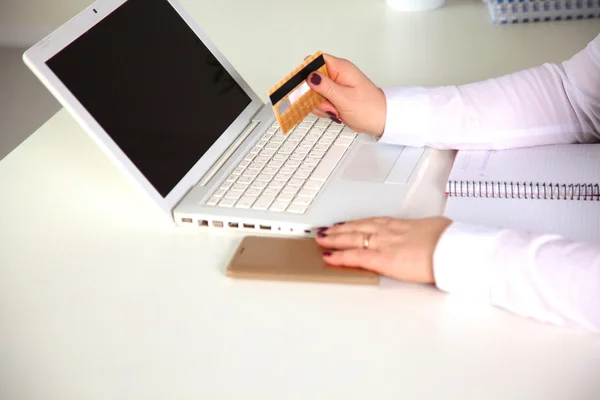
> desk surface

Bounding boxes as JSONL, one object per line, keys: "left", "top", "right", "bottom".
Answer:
{"left": 1, "top": 1, "right": 600, "bottom": 399}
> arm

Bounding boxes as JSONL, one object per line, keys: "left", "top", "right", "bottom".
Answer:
{"left": 433, "top": 222, "right": 600, "bottom": 333}
{"left": 380, "top": 34, "right": 600, "bottom": 150}
{"left": 382, "top": 36, "right": 600, "bottom": 332}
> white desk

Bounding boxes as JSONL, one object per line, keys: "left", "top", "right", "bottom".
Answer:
{"left": 1, "top": 1, "right": 600, "bottom": 398}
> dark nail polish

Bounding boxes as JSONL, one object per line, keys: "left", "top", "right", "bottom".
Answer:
{"left": 323, "top": 251, "right": 332, "bottom": 256}
{"left": 334, "top": 222, "right": 345, "bottom": 226}
{"left": 317, "top": 231, "right": 327, "bottom": 238}
{"left": 326, "top": 111, "right": 342, "bottom": 124}
{"left": 310, "top": 73, "right": 321, "bottom": 85}
{"left": 316, "top": 226, "right": 328, "bottom": 231}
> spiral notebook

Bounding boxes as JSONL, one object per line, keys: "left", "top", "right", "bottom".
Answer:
{"left": 444, "top": 143, "right": 600, "bottom": 244}
{"left": 485, "top": 0, "right": 600, "bottom": 25}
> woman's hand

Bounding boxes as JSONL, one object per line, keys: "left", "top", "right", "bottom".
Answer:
{"left": 306, "top": 54, "right": 387, "bottom": 138}
{"left": 315, "top": 216, "right": 452, "bottom": 283}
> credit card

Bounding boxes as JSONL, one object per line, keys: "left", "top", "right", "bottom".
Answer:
{"left": 268, "top": 50, "right": 329, "bottom": 134}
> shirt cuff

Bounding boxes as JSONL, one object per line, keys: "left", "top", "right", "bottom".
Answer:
{"left": 378, "top": 86, "right": 435, "bottom": 147}
{"left": 433, "top": 221, "right": 504, "bottom": 302}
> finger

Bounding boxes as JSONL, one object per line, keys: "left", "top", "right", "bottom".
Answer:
{"left": 311, "top": 109, "right": 329, "bottom": 119}
{"left": 314, "top": 100, "right": 342, "bottom": 123}
{"left": 306, "top": 70, "right": 351, "bottom": 110}
{"left": 322, "top": 248, "right": 386, "bottom": 274}
{"left": 320, "top": 217, "right": 393, "bottom": 235}
{"left": 316, "top": 231, "right": 381, "bottom": 251}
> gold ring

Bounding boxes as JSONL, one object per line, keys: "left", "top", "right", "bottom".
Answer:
{"left": 363, "top": 233, "right": 371, "bottom": 250}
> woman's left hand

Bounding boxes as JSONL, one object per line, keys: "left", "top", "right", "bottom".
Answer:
{"left": 315, "top": 216, "right": 452, "bottom": 283}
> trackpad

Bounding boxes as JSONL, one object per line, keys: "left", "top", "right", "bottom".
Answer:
{"left": 341, "top": 144, "right": 403, "bottom": 182}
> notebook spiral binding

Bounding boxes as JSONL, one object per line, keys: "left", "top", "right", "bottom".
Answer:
{"left": 447, "top": 181, "right": 600, "bottom": 200}
{"left": 484, "top": 0, "right": 600, "bottom": 24}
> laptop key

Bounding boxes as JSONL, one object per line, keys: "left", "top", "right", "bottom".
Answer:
{"left": 277, "top": 192, "right": 295, "bottom": 202}
{"left": 248, "top": 162, "right": 265, "bottom": 170}
{"left": 268, "top": 180, "right": 285, "bottom": 189}
{"left": 308, "top": 150, "right": 325, "bottom": 159}
{"left": 286, "top": 204, "right": 308, "bottom": 214}
{"left": 254, "top": 156, "right": 270, "bottom": 163}
{"left": 256, "top": 174, "right": 273, "bottom": 182}
{"left": 293, "top": 171, "right": 311, "bottom": 180}
{"left": 206, "top": 196, "right": 219, "bottom": 206}
{"left": 252, "top": 195, "right": 275, "bottom": 210}
{"left": 250, "top": 181, "right": 268, "bottom": 190}
{"left": 273, "top": 173, "right": 291, "bottom": 182}
{"left": 219, "top": 181, "right": 233, "bottom": 190}
{"left": 245, "top": 188, "right": 262, "bottom": 197}
{"left": 213, "top": 189, "right": 227, "bottom": 198}
{"left": 235, "top": 196, "right": 256, "bottom": 209}
{"left": 218, "top": 198, "right": 236, "bottom": 208}
{"left": 298, "top": 188, "right": 318, "bottom": 198}
{"left": 269, "top": 200, "right": 289, "bottom": 212}
{"left": 303, "top": 181, "right": 322, "bottom": 190}
{"left": 272, "top": 154, "right": 288, "bottom": 162}
{"left": 282, "top": 184, "right": 300, "bottom": 195}
{"left": 288, "top": 178, "right": 304, "bottom": 187}
{"left": 292, "top": 196, "right": 311, "bottom": 206}
{"left": 224, "top": 190, "right": 243, "bottom": 200}
{"left": 263, "top": 187, "right": 281, "bottom": 196}
{"left": 262, "top": 167, "right": 278, "bottom": 175}
{"left": 289, "top": 153, "right": 306, "bottom": 161}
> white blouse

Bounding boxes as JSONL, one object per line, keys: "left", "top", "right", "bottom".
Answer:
{"left": 379, "top": 33, "right": 600, "bottom": 333}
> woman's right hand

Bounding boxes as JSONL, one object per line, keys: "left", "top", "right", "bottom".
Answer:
{"left": 306, "top": 54, "right": 387, "bottom": 138}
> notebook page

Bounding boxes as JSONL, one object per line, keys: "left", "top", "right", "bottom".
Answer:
{"left": 448, "top": 143, "right": 600, "bottom": 185}
{"left": 444, "top": 197, "right": 600, "bottom": 244}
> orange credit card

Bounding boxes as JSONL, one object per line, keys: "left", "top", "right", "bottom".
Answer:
{"left": 268, "top": 51, "right": 329, "bottom": 134}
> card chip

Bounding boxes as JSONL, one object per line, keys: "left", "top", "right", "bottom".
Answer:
{"left": 268, "top": 50, "right": 328, "bottom": 134}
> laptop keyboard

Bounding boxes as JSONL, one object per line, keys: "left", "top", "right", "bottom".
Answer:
{"left": 204, "top": 115, "right": 358, "bottom": 214}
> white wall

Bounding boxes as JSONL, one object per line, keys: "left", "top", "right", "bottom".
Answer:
{"left": 0, "top": 0, "right": 93, "bottom": 47}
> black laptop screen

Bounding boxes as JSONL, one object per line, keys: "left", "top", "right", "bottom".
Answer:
{"left": 46, "top": 0, "right": 252, "bottom": 197}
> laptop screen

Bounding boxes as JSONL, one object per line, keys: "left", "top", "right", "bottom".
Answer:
{"left": 46, "top": 0, "right": 252, "bottom": 198}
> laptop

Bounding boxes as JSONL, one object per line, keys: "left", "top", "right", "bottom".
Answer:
{"left": 23, "top": 0, "right": 431, "bottom": 236}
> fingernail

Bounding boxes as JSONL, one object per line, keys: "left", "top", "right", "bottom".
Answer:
{"left": 317, "top": 231, "right": 327, "bottom": 238}
{"left": 334, "top": 222, "right": 345, "bottom": 226}
{"left": 310, "top": 73, "right": 321, "bottom": 85}
{"left": 325, "top": 111, "right": 342, "bottom": 124}
{"left": 323, "top": 251, "right": 332, "bottom": 256}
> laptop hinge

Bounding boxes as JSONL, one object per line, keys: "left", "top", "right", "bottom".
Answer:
{"left": 197, "top": 119, "right": 261, "bottom": 187}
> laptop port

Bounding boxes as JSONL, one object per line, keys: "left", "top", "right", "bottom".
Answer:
{"left": 182, "top": 218, "right": 193, "bottom": 223}
{"left": 228, "top": 222, "right": 239, "bottom": 228}
{"left": 212, "top": 221, "right": 224, "bottom": 228}
{"left": 198, "top": 220, "right": 208, "bottom": 227}
{"left": 259, "top": 225, "right": 271, "bottom": 231}
{"left": 243, "top": 223, "right": 255, "bottom": 229}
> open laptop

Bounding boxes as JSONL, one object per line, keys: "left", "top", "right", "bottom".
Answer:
{"left": 23, "top": 0, "right": 431, "bottom": 236}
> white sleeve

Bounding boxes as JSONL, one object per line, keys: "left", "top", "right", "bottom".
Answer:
{"left": 376, "top": 34, "right": 600, "bottom": 332}
{"left": 433, "top": 222, "right": 600, "bottom": 333}
{"left": 378, "top": 33, "right": 600, "bottom": 149}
